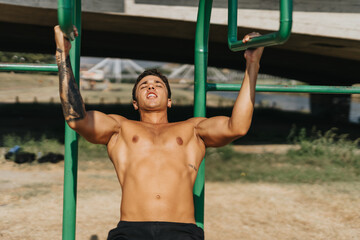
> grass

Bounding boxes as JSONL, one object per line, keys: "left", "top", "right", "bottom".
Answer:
{"left": 206, "top": 127, "right": 360, "bottom": 183}
{"left": 287, "top": 126, "right": 359, "bottom": 168}
{"left": 3, "top": 134, "right": 64, "bottom": 156}
{"left": 2, "top": 134, "right": 108, "bottom": 161}
{"left": 2, "top": 128, "right": 359, "bottom": 183}
{"left": 78, "top": 136, "right": 108, "bottom": 159}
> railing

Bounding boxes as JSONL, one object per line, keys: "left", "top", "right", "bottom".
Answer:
{"left": 207, "top": 83, "right": 360, "bottom": 94}
{"left": 0, "top": 64, "right": 58, "bottom": 72}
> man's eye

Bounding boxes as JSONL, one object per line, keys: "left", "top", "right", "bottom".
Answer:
{"left": 156, "top": 85, "right": 162, "bottom": 87}
{"left": 140, "top": 86, "right": 146, "bottom": 89}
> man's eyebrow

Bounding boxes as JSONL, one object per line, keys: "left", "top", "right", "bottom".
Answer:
{"left": 155, "top": 80, "right": 165, "bottom": 85}
{"left": 139, "top": 81, "right": 148, "bottom": 87}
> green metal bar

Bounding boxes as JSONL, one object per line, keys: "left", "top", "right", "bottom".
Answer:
{"left": 62, "top": 125, "right": 79, "bottom": 240}
{"left": 0, "top": 63, "right": 58, "bottom": 72}
{"left": 193, "top": 0, "right": 213, "bottom": 230}
{"left": 228, "top": 0, "right": 292, "bottom": 51}
{"left": 58, "top": 0, "right": 76, "bottom": 41}
{"left": 61, "top": 0, "right": 81, "bottom": 239}
{"left": 207, "top": 83, "right": 360, "bottom": 94}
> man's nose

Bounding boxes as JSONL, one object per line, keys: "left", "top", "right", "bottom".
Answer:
{"left": 148, "top": 85, "right": 155, "bottom": 90}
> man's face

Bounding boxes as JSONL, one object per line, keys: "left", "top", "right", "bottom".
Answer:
{"left": 133, "top": 75, "right": 171, "bottom": 111}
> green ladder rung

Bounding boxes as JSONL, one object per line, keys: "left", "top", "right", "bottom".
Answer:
{"left": 207, "top": 83, "right": 360, "bottom": 94}
{"left": 0, "top": 63, "right": 58, "bottom": 72}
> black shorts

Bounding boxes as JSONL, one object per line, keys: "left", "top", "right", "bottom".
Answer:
{"left": 107, "top": 221, "right": 204, "bottom": 240}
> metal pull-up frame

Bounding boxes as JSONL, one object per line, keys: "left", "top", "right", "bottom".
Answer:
{"left": 0, "top": 0, "right": 360, "bottom": 239}
{"left": 193, "top": 0, "right": 360, "bottom": 229}
{"left": 1, "top": 1, "right": 82, "bottom": 239}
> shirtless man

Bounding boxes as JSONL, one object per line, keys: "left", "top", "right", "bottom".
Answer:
{"left": 54, "top": 26, "right": 263, "bottom": 240}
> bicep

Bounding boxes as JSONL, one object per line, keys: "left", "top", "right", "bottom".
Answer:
{"left": 68, "top": 110, "right": 121, "bottom": 145}
{"left": 195, "top": 116, "right": 243, "bottom": 147}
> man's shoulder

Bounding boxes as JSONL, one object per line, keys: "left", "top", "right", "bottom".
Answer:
{"left": 184, "top": 117, "right": 208, "bottom": 125}
{"left": 107, "top": 114, "right": 128, "bottom": 123}
{"left": 183, "top": 117, "right": 207, "bottom": 127}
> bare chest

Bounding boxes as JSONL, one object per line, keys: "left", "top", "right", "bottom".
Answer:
{"left": 121, "top": 122, "right": 194, "bottom": 148}
{"left": 107, "top": 120, "right": 205, "bottom": 186}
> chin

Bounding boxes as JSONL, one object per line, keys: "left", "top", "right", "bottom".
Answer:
{"left": 145, "top": 104, "right": 167, "bottom": 111}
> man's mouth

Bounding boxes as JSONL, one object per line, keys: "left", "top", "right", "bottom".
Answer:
{"left": 147, "top": 92, "right": 157, "bottom": 98}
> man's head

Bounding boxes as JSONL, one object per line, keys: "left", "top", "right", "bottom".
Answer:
{"left": 132, "top": 69, "right": 172, "bottom": 111}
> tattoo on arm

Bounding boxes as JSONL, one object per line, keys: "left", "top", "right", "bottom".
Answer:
{"left": 188, "top": 164, "right": 198, "bottom": 171}
{"left": 57, "top": 52, "right": 85, "bottom": 122}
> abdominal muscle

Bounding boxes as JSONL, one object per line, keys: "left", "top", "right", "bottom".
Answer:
{"left": 112, "top": 148, "right": 199, "bottom": 223}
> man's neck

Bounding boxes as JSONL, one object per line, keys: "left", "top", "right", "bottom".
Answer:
{"left": 139, "top": 110, "right": 169, "bottom": 124}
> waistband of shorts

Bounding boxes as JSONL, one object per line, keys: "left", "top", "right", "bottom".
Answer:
{"left": 118, "top": 220, "right": 200, "bottom": 228}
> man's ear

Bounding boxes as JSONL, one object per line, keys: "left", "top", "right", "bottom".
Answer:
{"left": 167, "top": 98, "right": 172, "bottom": 108}
{"left": 132, "top": 100, "right": 139, "bottom": 110}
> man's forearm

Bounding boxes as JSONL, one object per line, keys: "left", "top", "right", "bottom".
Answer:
{"left": 56, "top": 48, "right": 86, "bottom": 122}
{"left": 229, "top": 62, "right": 259, "bottom": 134}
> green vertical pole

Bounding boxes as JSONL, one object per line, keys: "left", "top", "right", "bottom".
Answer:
{"left": 193, "top": 0, "right": 212, "bottom": 230}
{"left": 58, "top": 0, "right": 75, "bottom": 40}
{"left": 61, "top": 0, "right": 81, "bottom": 240}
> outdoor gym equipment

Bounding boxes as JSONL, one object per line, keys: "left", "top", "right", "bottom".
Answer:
{"left": 58, "top": 0, "right": 76, "bottom": 41}
{"left": 228, "top": 0, "right": 292, "bottom": 51}
{"left": 0, "top": 0, "right": 360, "bottom": 239}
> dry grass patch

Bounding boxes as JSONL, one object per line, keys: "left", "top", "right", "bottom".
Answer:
{"left": 205, "top": 182, "right": 360, "bottom": 240}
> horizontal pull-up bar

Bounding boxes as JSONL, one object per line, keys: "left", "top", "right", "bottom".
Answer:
{"left": 207, "top": 83, "right": 360, "bottom": 94}
{"left": 228, "top": 0, "right": 292, "bottom": 51}
{"left": 0, "top": 63, "right": 58, "bottom": 72}
{"left": 58, "top": 0, "right": 75, "bottom": 41}
{"left": 1, "top": 63, "right": 359, "bottom": 94}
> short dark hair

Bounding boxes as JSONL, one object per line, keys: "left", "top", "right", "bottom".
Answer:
{"left": 132, "top": 69, "right": 171, "bottom": 101}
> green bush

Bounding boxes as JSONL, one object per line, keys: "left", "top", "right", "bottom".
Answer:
{"left": 3, "top": 134, "right": 63, "bottom": 155}
{"left": 205, "top": 127, "right": 360, "bottom": 183}
{"left": 2, "top": 134, "right": 108, "bottom": 162}
{"left": 78, "top": 136, "right": 108, "bottom": 159}
{"left": 287, "top": 126, "right": 360, "bottom": 171}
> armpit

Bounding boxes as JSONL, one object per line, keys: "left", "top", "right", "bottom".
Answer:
{"left": 107, "top": 132, "right": 119, "bottom": 147}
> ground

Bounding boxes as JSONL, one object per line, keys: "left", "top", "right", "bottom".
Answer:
{"left": 1, "top": 149, "right": 359, "bottom": 240}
